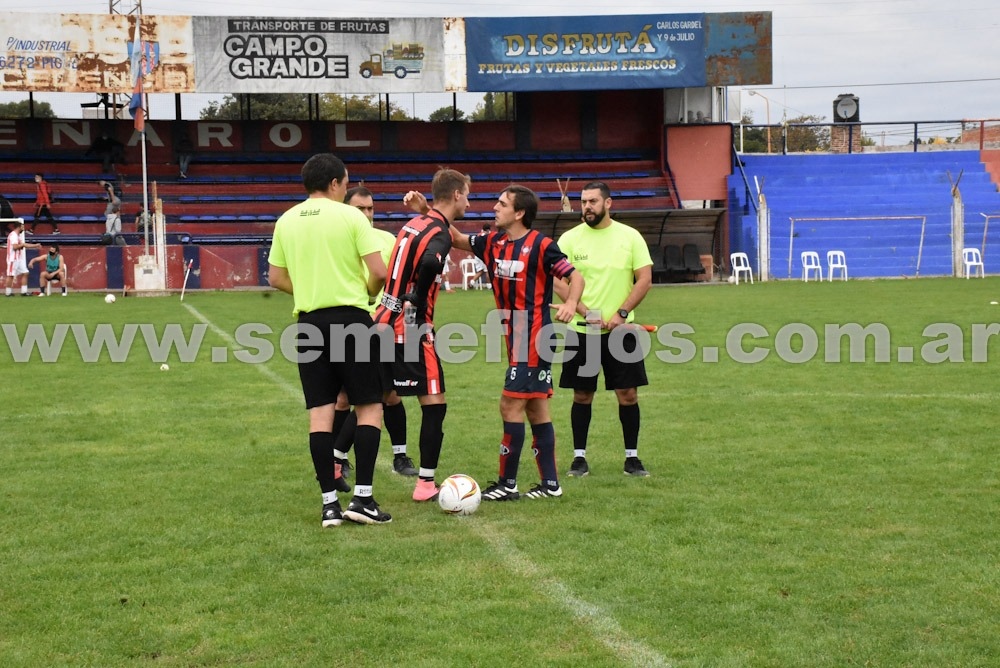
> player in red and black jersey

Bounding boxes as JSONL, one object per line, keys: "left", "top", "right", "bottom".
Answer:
{"left": 374, "top": 168, "right": 471, "bottom": 503}
{"left": 449, "top": 184, "right": 584, "bottom": 500}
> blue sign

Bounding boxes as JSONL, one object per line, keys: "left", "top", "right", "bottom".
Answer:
{"left": 465, "top": 14, "right": 708, "bottom": 92}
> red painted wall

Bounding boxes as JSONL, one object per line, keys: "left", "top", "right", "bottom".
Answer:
{"left": 197, "top": 246, "right": 262, "bottom": 289}
{"left": 463, "top": 122, "right": 516, "bottom": 151}
{"left": 395, "top": 122, "right": 449, "bottom": 152}
{"left": 529, "top": 92, "right": 583, "bottom": 151}
{"left": 596, "top": 89, "right": 662, "bottom": 150}
{"left": 14, "top": 95, "right": 665, "bottom": 162}
{"left": 56, "top": 247, "right": 107, "bottom": 291}
{"left": 664, "top": 124, "right": 733, "bottom": 202}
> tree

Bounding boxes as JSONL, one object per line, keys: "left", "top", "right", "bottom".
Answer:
{"left": 738, "top": 111, "right": 768, "bottom": 153}
{"left": 739, "top": 111, "right": 831, "bottom": 153}
{"left": 199, "top": 93, "right": 411, "bottom": 121}
{"left": 784, "top": 114, "right": 830, "bottom": 152}
{"left": 0, "top": 100, "right": 56, "bottom": 119}
{"left": 428, "top": 106, "right": 465, "bottom": 122}
{"left": 336, "top": 94, "right": 411, "bottom": 121}
{"left": 201, "top": 94, "right": 307, "bottom": 120}
{"left": 469, "top": 92, "right": 513, "bottom": 121}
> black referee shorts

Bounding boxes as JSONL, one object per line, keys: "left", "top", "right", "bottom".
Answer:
{"left": 296, "top": 306, "right": 387, "bottom": 408}
{"left": 558, "top": 330, "right": 648, "bottom": 392}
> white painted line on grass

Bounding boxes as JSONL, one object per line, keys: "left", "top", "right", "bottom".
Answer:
{"left": 474, "top": 528, "right": 674, "bottom": 668}
{"left": 186, "top": 302, "right": 671, "bottom": 666}
{"left": 182, "top": 303, "right": 301, "bottom": 400}
{"left": 184, "top": 303, "right": 407, "bottom": 478}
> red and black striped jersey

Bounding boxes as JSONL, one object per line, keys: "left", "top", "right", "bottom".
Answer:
{"left": 373, "top": 209, "right": 452, "bottom": 340}
{"left": 471, "top": 229, "right": 574, "bottom": 366}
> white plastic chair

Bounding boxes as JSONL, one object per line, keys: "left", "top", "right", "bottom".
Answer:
{"left": 801, "top": 251, "right": 823, "bottom": 282}
{"left": 963, "top": 247, "right": 984, "bottom": 279}
{"left": 45, "top": 263, "right": 69, "bottom": 296}
{"left": 459, "top": 257, "right": 481, "bottom": 290}
{"left": 827, "top": 250, "right": 848, "bottom": 281}
{"left": 730, "top": 252, "right": 753, "bottom": 284}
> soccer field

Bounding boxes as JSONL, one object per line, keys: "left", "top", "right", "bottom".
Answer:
{"left": 2, "top": 279, "right": 998, "bottom": 667}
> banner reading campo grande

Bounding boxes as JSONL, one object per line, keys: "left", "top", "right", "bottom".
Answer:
{"left": 0, "top": 11, "right": 769, "bottom": 95}
{"left": 192, "top": 16, "right": 448, "bottom": 94}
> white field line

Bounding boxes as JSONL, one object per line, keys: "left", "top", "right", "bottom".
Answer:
{"left": 185, "top": 302, "right": 672, "bottom": 668}
{"left": 473, "top": 528, "right": 673, "bottom": 668}
{"left": 182, "top": 303, "right": 301, "bottom": 400}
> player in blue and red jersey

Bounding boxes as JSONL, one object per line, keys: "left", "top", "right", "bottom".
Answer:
{"left": 374, "top": 168, "right": 471, "bottom": 503}
{"left": 448, "top": 184, "right": 584, "bottom": 500}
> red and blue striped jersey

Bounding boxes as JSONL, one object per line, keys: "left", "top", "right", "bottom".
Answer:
{"left": 374, "top": 209, "right": 452, "bottom": 340}
{"left": 471, "top": 229, "right": 575, "bottom": 366}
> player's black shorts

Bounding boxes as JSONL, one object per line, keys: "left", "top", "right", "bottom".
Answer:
{"left": 503, "top": 363, "right": 554, "bottom": 399}
{"left": 296, "top": 306, "right": 384, "bottom": 408}
{"left": 385, "top": 334, "right": 445, "bottom": 397}
{"left": 558, "top": 329, "right": 648, "bottom": 392}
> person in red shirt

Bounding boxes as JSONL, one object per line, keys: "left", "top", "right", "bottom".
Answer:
{"left": 373, "top": 168, "right": 470, "bottom": 503}
{"left": 31, "top": 173, "right": 60, "bottom": 235}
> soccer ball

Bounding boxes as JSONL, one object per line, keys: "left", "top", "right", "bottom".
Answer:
{"left": 437, "top": 474, "right": 481, "bottom": 516}
{"left": 105, "top": 293, "right": 117, "bottom": 304}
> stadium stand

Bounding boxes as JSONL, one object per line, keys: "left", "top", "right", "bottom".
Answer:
{"left": 728, "top": 150, "right": 1000, "bottom": 278}
{"left": 10, "top": 133, "right": 999, "bottom": 288}
{"left": 3, "top": 150, "right": 680, "bottom": 246}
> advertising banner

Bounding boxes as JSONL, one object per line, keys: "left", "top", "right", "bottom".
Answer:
{"left": 192, "top": 17, "right": 446, "bottom": 93}
{"left": 464, "top": 14, "right": 708, "bottom": 92}
{"left": 0, "top": 12, "right": 194, "bottom": 93}
{"left": 0, "top": 11, "right": 767, "bottom": 95}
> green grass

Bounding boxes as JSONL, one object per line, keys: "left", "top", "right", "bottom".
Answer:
{"left": 1, "top": 279, "right": 998, "bottom": 667}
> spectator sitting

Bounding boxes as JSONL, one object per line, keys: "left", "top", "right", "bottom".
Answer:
{"left": 29, "top": 243, "right": 67, "bottom": 296}
{"left": 86, "top": 133, "right": 126, "bottom": 173}
{"left": 175, "top": 135, "right": 194, "bottom": 179}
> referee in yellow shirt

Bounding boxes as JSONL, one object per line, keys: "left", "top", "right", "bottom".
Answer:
{"left": 268, "top": 154, "right": 392, "bottom": 527}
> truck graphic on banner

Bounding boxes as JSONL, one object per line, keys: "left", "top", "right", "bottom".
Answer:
{"left": 359, "top": 42, "right": 424, "bottom": 78}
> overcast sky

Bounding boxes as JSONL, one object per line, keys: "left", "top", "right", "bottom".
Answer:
{"left": 1, "top": 0, "right": 997, "bottom": 127}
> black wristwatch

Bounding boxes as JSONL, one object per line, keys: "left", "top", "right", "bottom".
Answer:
{"left": 617, "top": 308, "right": 629, "bottom": 319}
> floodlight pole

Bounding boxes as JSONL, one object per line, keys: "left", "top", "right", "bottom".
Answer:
{"left": 749, "top": 91, "right": 771, "bottom": 154}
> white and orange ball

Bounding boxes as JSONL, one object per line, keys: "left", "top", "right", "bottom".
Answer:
{"left": 437, "top": 474, "right": 482, "bottom": 516}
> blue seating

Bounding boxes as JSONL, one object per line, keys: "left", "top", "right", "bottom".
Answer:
{"left": 728, "top": 150, "right": 1000, "bottom": 278}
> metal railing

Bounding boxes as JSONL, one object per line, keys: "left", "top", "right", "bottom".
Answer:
{"left": 735, "top": 119, "right": 1000, "bottom": 154}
